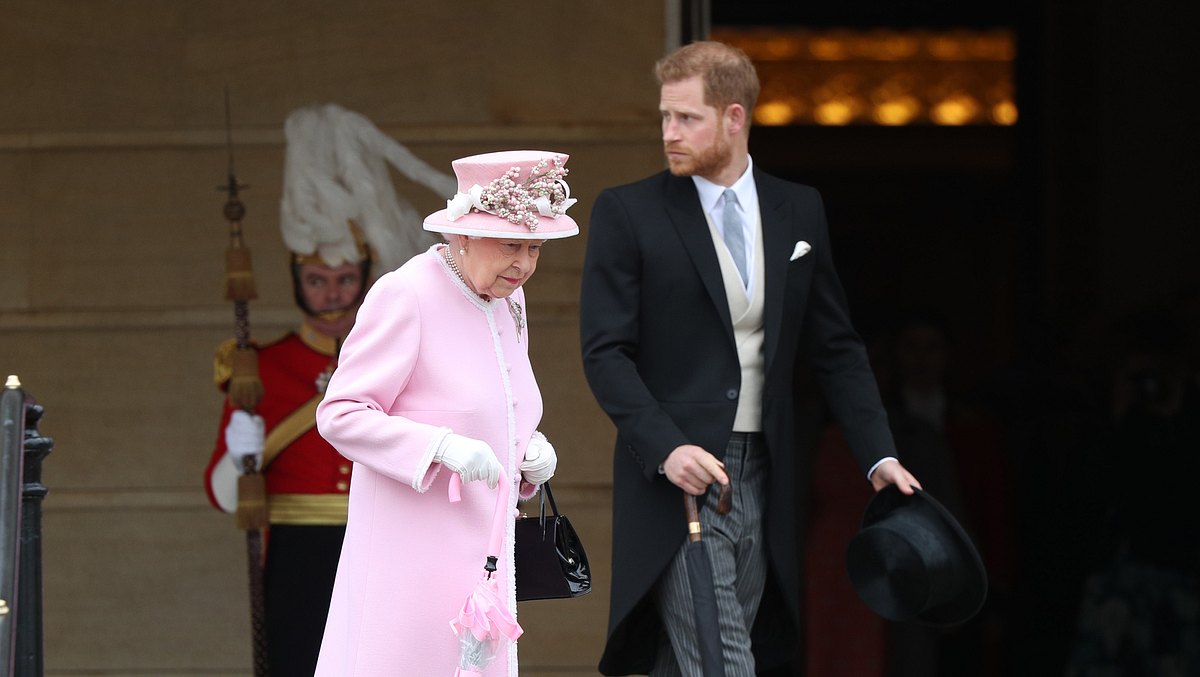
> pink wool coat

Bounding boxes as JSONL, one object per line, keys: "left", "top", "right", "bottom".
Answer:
{"left": 314, "top": 245, "right": 543, "bottom": 677}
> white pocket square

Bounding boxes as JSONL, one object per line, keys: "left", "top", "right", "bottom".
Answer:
{"left": 789, "top": 241, "right": 812, "bottom": 261}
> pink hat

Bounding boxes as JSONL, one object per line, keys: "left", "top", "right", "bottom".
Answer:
{"left": 423, "top": 150, "right": 579, "bottom": 240}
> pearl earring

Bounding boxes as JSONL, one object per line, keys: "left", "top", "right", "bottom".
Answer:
{"left": 459, "top": 248, "right": 466, "bottom": 256}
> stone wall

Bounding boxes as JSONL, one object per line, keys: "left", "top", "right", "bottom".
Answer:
{"left": 0, "top": 2, "right": 674, "bottom": 673}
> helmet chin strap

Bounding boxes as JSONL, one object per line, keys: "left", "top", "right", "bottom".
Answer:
{"left": 311, "top": 306, "right": 355, "bottom": 323}
{"left": 302, "top": 306, "right": 359, "bottom": 353}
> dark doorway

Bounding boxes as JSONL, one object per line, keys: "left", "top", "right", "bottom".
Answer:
{"left": 710, "top": 3, "right": 1200, "bottom": 677}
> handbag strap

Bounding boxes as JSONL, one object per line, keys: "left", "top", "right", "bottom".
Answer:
{"left": 538, "top": 481, "right": 560, "bottom": 526}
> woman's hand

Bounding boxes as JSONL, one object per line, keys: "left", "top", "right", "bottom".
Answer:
{"left": 520, "top": 432, "right": 557, "bottom": 485}
{"left": 436, "top": 434, "right": 502, "bottom": 489}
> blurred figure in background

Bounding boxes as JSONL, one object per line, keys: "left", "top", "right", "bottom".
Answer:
{"left": 804, "top": 309, "right": 1013, "bottom": 677}
{"left": 880, "top": 310, "right": 1013, "bottom": 677}
{"left": 1067, "top": 305, "right": 1200, "bottom": 677}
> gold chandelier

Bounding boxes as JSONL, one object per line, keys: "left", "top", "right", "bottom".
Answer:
{"left": 711, "top": 27, "right": 1017, "bottom": 127}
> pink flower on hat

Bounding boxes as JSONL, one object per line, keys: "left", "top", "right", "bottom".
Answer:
{"left": 425, "top": 151, "right": 580, "bottom": 240}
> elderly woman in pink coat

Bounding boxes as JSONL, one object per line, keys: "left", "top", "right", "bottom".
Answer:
{"left": 313, "top": 150, "right": 579, "bottom": 676}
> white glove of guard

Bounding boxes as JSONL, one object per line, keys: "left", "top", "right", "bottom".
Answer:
{"left": 520, "top": 432, "right": 557, "bottom": 486}
{"left": 224, "top": 410, "right": 265, "bottom": 472}
{"left": 436, "top": 433, "right": 502, "bottom": 489}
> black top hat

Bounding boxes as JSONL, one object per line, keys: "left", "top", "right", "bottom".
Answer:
{"left": 846, "top": 485, "right": 988, "bottom": 627}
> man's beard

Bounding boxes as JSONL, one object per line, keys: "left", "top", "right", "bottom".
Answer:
{"left": 665, "top": 130, "right": 732, "bottom": 178}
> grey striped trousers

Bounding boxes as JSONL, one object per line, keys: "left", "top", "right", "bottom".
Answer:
{"left": 651, "top": 432, "right": 769, "bottom": 677}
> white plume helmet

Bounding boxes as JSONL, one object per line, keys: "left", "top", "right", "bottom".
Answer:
{"left": 280, "top": 103, "right": 457, "bottom": 275}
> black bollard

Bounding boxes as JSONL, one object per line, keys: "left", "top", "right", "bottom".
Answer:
{"left": 1, "top": 376, "right": 26, "bottom": 672}
{"left": 19, "top": 397, "right": 51, "bottom": 677}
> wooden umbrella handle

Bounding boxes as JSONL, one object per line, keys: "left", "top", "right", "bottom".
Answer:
{"left": 683, "top": 480, "right": 734, "bottom": 543}
{"left": 715, "top": 482, "right": 732, "bottom": 515}
{"left": 684, "top": 494, "right": 702, "bottom": 544}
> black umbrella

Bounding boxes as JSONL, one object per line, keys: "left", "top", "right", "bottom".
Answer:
{"left": 682, "top": 483, "right": 732, "bottom": 677}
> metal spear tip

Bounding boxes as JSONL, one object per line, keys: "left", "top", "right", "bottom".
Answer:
{"left": 216, "top": 174, "right": 250, "bottom": 196}
{"left": 5, "top": 375, "right": 19, "bottom": 389}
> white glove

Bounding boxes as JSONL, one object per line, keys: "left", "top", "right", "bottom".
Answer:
{"left": 224, "top": 410, "right": 264, "bottom": 472}
{"left": 520, "top": 432, "right": 557, "bottom": 486}
{"left": 436, "top": 433, "right": 501, "bottom": 489}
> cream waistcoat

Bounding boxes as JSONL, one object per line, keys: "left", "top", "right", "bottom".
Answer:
{"left": 705, "top": 210, "right": 765, "bottom": 432}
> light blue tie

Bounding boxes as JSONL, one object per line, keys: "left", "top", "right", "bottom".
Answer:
{"left": 721, "top": 188, "right": 749, "bottom": 287}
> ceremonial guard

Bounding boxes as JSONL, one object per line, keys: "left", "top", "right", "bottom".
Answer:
{"left": 203, "top": 103, "right": 455, "bottom": 676}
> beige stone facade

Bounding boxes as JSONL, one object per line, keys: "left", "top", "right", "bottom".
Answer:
{"left": 0, "top": 2, "right": 679, "bottom": 673}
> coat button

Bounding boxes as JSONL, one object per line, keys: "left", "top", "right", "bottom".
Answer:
{"left": 336, "top": 481, "right": 349, "bottom": 492}
{"left": 725, "top": 388, "right": 739, "bottom": 400}
{"left": 339, "top": 464, "right": 351, "bottom": 475}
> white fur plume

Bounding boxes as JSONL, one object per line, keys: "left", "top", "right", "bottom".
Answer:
{"left": 280, "top": 103, "right": 457, "bottom": 275}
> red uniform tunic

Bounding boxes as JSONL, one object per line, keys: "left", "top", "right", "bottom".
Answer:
{"left": 205, "top": 325, "right": 351, "bottom": 523}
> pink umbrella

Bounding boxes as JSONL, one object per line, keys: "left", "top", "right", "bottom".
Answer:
{"left": 448, "top": 468, "right": 523, "bottom": 676}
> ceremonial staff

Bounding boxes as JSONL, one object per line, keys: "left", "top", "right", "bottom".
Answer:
{"left": 218, "top": 89, "right": 269, "bottom": 677}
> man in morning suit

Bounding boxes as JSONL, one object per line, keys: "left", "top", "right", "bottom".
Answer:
{"left": 580, "top": 41, "right": 922, "bottom": 676}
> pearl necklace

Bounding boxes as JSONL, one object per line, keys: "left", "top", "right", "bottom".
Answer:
{"left": 441, "top": 245, "right": 473, "bottom": 292}
{"left": 442, "top": 246, "right": 525, "bottom": 342}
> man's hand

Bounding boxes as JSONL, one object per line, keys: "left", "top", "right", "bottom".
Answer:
{"left": 869, "top": 458, "right": 922, "bottom": 494}
{"left": 224, "top": 410, "right": 265, "bottom": 472}
{"left": 662, "top": 444, "right": 728, "bottom": 495}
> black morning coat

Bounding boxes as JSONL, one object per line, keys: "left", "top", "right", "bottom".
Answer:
{"left": 580, "top": 166, "right": 898, "bottom": 675}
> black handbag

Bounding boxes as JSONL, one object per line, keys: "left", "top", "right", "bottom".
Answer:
{"left": 515, "top": 481, "right": 592, "bottom": 601}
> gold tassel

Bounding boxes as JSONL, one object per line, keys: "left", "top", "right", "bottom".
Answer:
{"left": 224, "top": 245, "right": 258, "bottom": 302}
{"left": 235, "top": 465, "right": 269, "bottom": 530}
{"left": 228, "top": 347, "right": 263, "bottom": 411}
{"left": 212, "top": 338, "right": 237, "bottom": 389}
